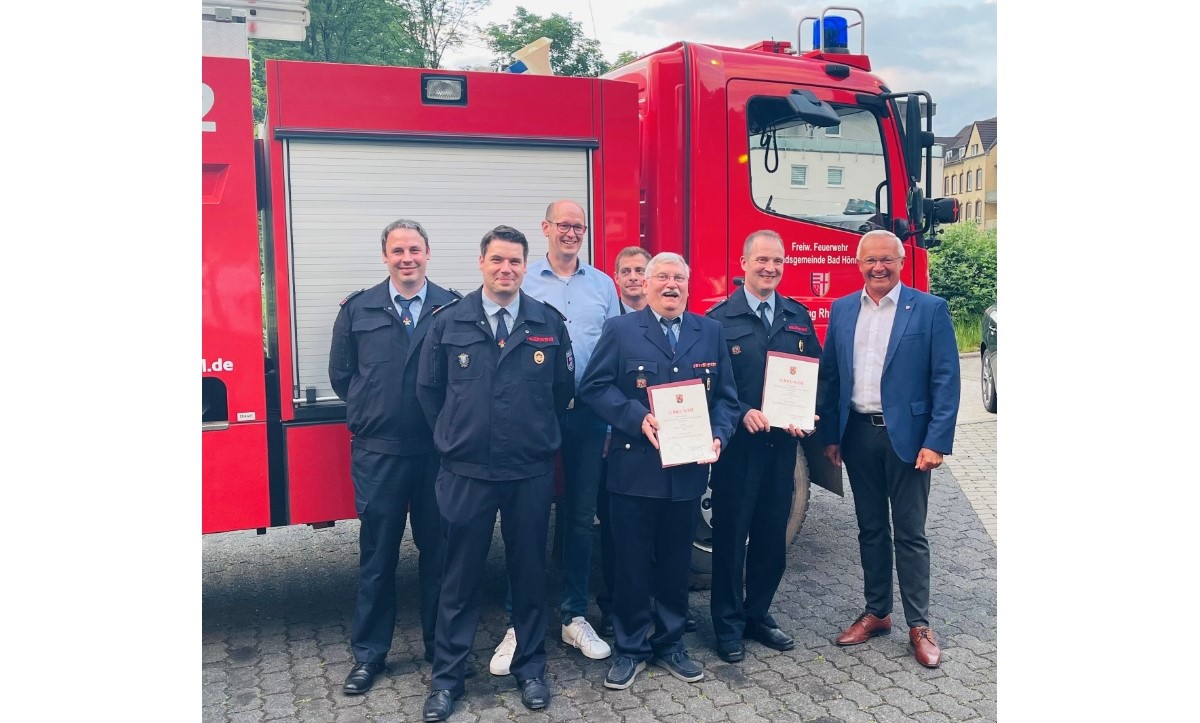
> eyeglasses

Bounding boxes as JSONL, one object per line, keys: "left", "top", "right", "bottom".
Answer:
{"left": 650, "top": 273, "right": 688, "bottom": 284}
{"left": 553, "top": 222, "right": 588, "bottom": 235}
{"left": 860, "top": 256, "right": 903, "bottom": 266}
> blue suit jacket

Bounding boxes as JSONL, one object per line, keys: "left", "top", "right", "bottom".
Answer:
{"left": 816, "top": 284, "right": 960, "bottom": 463}
{"left": 579, "top": 307, "right": 740, "bottom": 501}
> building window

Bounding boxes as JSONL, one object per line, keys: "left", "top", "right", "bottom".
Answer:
{"left": 952, "top": 175, "right": 958, "bottom": 194}
{"left": 975, "top": 200, "right": 982, "bottom": 222}
{"left": 944, "top": 176, "right": 950, "bottom": 196}
{"left": 827, "top": 167, "right": 844, "bottom": 187}
{"left": 790, "top": 165, "right": 807, "bottom": 187}
{"left": 966, "top": 172, "right": 973, "bottom": 192}
{"left": 976, "top": 169, "right": 982, "bottom": 189}
{"left": 972, "top": 143, "right": 979, "bottom": 156}
{"left": 964, "top": 203, "right": 972, "bottom": 221}
{"left": 959, "top": 173, "right": 965, "bottom": 193}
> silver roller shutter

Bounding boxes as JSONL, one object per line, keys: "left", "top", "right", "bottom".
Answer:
{"left": 284, "top": 139, "right": 592, "bottom": 404}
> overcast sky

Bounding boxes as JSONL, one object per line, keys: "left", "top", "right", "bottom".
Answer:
{"left": 443, "top": 0, "right": 996, "bottom": 139}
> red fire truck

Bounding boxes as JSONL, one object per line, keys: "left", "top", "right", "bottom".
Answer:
{"left": 201, "top": 4, "right": 956, "bottom": 579}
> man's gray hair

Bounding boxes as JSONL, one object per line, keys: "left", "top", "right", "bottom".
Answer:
{"left": 645, "top": 252, "right": 689, "bottom": 280}
{"left": 856, "top": 230, "right": 904, "bottom": 259}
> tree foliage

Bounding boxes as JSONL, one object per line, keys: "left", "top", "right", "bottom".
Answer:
{"left": 928, "top": 223, "right": 997, "bottom": 321}
{"left": 612, "top": 50, "right": 641, "bottom": 69}
{"left": 395, "top": 0, "right": 491, "bottom": 69}
{"left": 483, "top": 6, "right": 611, "bottom": 77}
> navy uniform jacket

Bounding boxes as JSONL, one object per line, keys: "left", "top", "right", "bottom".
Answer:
{"left": 416, "top": 288, "right": 575, "bottom": 481}
{"left": 328, "top": 278, "right": 461, "bottom": 456}
{"left": 578, "top": 307, "right": 740, "bottom": 501}
{"left": 706, "top": 291, "right": 821, "bottom": 485}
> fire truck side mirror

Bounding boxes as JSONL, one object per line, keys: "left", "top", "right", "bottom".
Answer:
{"left": 786, "top": 89, "right": 840, "bottom": 128}
{"left": 925, "top": 197, "right": 960, "bottom": 225}
{"left": 904, "top": 94, "right": 923, "bottom": 181}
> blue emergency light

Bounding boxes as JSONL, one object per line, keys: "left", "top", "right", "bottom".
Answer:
{"left": 813, "top": 16, "right": 849, "bottom": 53}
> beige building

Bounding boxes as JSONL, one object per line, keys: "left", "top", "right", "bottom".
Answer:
{"left": 940, "top": 117, "right": 997, "bottom": 230}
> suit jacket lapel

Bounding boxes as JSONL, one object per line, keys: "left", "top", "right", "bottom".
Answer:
{"left": 673, "top": 312, "right": 701, "bottom": 359}
{"left": 882, "top": 285, "right": 917, "bottom": 373}
{"left": 843, "top": 295, "right": 862, "bottom": 390}
{"left": 640, "top": 308, "right": 675, "bottom": 359}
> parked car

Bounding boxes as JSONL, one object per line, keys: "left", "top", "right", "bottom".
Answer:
{"left": 980, "top": 304, "right": 997, "bottom": 412}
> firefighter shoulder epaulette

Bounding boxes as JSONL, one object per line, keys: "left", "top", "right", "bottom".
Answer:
{"left": 541, "top": 300, "right": 568, "bottom": 321}
{"left": 705, "top": 298, "right": 728, "bottom": 315}
{"left": 448, "top": 287, "right": 464, "bottom": 300}
{"left": 431, "top": 297, "right": 461, "bottom": 315}
{"left": 340, "top": 288, "right": 366, "bottom": 306}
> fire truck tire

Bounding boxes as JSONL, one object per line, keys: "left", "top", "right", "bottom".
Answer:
{"left": 689, "top": 453, "right": 813, "bottom": 590}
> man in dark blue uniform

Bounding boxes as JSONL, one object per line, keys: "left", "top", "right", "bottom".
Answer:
{"left": 579, "top": 252, "right": 740, "bottom": 691}
{"left": 706, "top": 230, "right": 822, "bottom": 663}
{"left": 416, "top": 225, "right": 574, "bottom": 721}
{"left": 329, "top": 219, "right": 461, "bottom": 695}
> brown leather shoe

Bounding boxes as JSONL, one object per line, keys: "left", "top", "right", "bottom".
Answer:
{"left": 909, "top": 626, "right": 941, "bottom": 668}
{"left": 835, "top": 613, "right": 892, "bottom": 645}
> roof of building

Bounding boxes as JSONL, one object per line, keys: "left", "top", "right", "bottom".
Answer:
{"left": 976, "top": 117, "right": 997, "bottom": 150}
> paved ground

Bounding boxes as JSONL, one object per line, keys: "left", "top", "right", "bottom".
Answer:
{"left": 202, "top": 356, "right": 997, "bottom": 722}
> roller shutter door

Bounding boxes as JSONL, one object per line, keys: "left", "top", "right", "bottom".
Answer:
{"left": 285, "top": 139, "right": 592, "bottom": 403}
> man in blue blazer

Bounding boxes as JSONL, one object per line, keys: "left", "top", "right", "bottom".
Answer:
{"left": 816, "top": 230, "right": 960, "bottom": 669}
{"left": 579, "top": 252, "right": 740, "bottom": 691}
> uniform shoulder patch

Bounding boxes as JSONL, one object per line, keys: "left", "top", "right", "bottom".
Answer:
{"left": 431, "top": 297, "right": 461, "bottom": 315}
{"left": 705, "top": 298, "right": 728, "bottom": 316}
{"left": 541, "top": 300, "right": 569, "bottom": 321}
{"left": 448, "top": 288, "right": 464, "bottom": 300}
{"left": 339, "top": 288, "right": 366, "bottom": 306}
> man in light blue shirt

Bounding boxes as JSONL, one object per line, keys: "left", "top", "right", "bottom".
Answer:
{"left": 488, "top": 199, "right": 619, "bottom": 675}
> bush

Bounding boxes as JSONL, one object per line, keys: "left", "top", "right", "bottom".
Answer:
{"left": 928, "top": 223, "right": 996, "bottom": 322}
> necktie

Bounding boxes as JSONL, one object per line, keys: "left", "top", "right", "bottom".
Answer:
{"left": 495, "top": 309, "right": 509, "bottom": 348}
{"left": 396, "top": 295, "right": 415, "bottom": 337}
{"left": 661, "top": 317, "right": 678, "bottom": 353}
{"left": 757, "top": 301, "right": 771, "bottom": 332}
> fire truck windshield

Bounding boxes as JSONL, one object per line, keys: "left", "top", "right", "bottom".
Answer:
{"left": 748, "top": 102, "right": 889, "bottom": 234}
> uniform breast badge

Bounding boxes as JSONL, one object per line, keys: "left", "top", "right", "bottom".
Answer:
{"left": 533, "top": 350, "right": 545, "bottom": 365}
{"left": 636, "top": 364, "right": 647, "bottom": 389}
{"left": 731, "top": 344, "right": 742, "bottom": 355}
{"left": 798, "top": 340, "right": 804, "bottom": 352}
{"left": 457, "top": 353, "right": 470, "bottom": 368}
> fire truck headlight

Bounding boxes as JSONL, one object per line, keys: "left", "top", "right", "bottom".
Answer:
{"left": 422, "top": 74, "right": 467, "bottom": 105}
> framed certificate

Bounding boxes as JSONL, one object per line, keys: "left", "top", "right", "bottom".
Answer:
{"left": 647, "top": 379, "right": 718, "bottom": 467}
{"left": 760, "top": 351, "right": 818, "bottom": 431}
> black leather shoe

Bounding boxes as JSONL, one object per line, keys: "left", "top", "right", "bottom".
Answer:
{"left": 342, "top": 661, "right": 384, "bottom": 695}
{"left": 745, "top": 622, "right": 796, "bottom": 651}
{"left": 653, "top": 650, "right": 704, "bottom": 682}
{"left": 716, "top": 640, "right": 745, "bottom": 663}
{"left": 603, "top": 656, "right": 646, "bottom": 690}
{"left": 684, "top": 612, "right": 698, "bottom": 632}
{"left": 422, "top": 688, "right": 464, "bottom": 721}
{"left": 599, "top": 613, "right": 615, "bottom": 638}
{"left": 519, "top": 677, "right": 550, "bottom": 710}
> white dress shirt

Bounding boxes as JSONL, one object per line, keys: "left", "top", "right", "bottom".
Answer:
{"left": 850, "top": 282, "right": 903, "bottom": 414}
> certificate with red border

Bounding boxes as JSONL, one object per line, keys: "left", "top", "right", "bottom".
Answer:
{"left": 760, "top": 351, "right": 818, "bottom": 431}
{"left": 647, "top": 379, "right": 717, "bottom": 467}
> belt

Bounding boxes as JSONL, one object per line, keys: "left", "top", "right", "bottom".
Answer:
{"left": 852, "top": 411, "right": 886, "bottom": 427}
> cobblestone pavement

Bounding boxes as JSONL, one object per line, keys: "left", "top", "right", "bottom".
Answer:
{"left": 203, "top": 398, "right": 997, "bottom": 722}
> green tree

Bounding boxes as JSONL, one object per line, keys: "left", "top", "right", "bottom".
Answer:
{"left": 928, "top": 223, "right": 997, "bottom": 321}
{"left": 249, "top": 0, "right": 422, "bottom": 124}
{"left": 396, "top": 0, "right": 492, "bottom": 69}
{"left": 612, "top": 50, "right": 640, "bottom": 68}
{"left": 483, "top": 6, "right": 611, "bottom": 77}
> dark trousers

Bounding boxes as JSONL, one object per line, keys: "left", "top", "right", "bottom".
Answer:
{"left": 709, "top": 435, "right": 795, "bottom": 642}
{"left": 841, "top": 414, "right": 931, "bottom": 628}
{"left": 609, "top": 491, "right": 699, "bottom": 661}
{"left": 594, "top": 454, "right": 615, "bottom": 619}
{"left": 557, "top": 406, "right": 608, "bottom": 623}
{"left": 350, "top": 448, "right": 442, "bottom": 664}
{"left": 431, "top": 468, "right": 553, "bottom": 690}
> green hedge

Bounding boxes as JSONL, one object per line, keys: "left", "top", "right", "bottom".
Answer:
{"left": 929, "top": 223, "right": 997, "bottom": 321}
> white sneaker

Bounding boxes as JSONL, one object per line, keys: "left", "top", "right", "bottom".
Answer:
{"left": 489, "top": 627, "right": 517, "bottom": 676}
{"left": 562, "top": 616, "right": 612, "bottom": 660}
